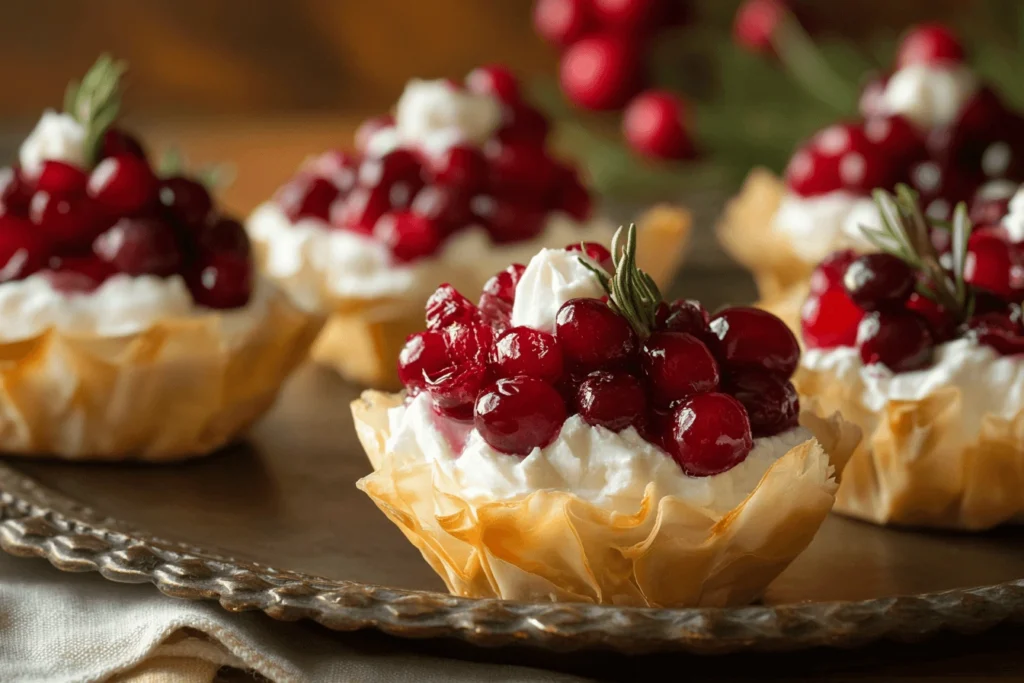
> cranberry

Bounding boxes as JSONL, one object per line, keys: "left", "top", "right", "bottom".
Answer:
{"left": 908, "top": 159, "right": 979, "bottom": 222}
{"left": 556, "top": 168, "right": 593, "bottom": 221}
{"left": 465, "top": 65, "right": 520, "bottom": 103}
{"left": 857, "top": 311, "right": 934, "bottom": 372}
{"left": 668, "top": 393, "right": 754, "bottom": 477}
{"left": 427, "top": 363, "right": 489, "bottom": 421}
{"left": 559, "top": 34, "right": 641, "bottom": 111}
{"left": 858, "top": 74, "right": 889, "bottom": 119}
{"left": 354, "top": 115, "right": 394, "bottom": 154}
{"left": 493, "top": 327, "right": 563, "bottom": 383}
{"left": 636, "top": 405, "right": 675, "bottom": 452}
{"left": 43, "top": 256, "right": 117, "bottom": 293}
{"left": 429, "top": 145, "right": 487, "bottom": 194}
{"left": 622, "top": 90, "right": 694, "bottom": 160}
{"left": 732, "top": 0, "right": 787, "bottom": 55}
{"left": 474, "top": 376, "right": 567, "bottom": 455}
{"left": 785, "top": 140, "right": 841, "bottom": 196}
{"left": 425, "top": 284, "right": 479, "bottom": 330}
{"left": 964, "top": 227, "right": 1024, "bottom": 299}
{"left": 29, "top": 192, "right": 107, "bottom": 250}
{"left": 842, "top": 253, "right": 915, "bottom": 310}
{"left": 640, "top": 332, "right": 720, "bottom": 406}
{"left": 332, "top": 186, "right": 390, "bottom": 234}
{"left": 101, "top": 128, "right": 147, "bottom": 160}
{"left": 373, "top": 211, "right": 442, "bottom": 263}
{"left": 445, "top": 321, "right": 496, "bottom": 369}
{"left": 809, "top": 249, "right": 857, "bottom": 295}
{"left": 478, "top": 294, "right": 513, "bottom": 333}
{"left": 398, "top": 330, "right": 450, "bottom": 392}
{"left": 656, "top": 299, "right": 709, "bottom": 335}
{"left": 481, "top": 263, "right": 527, "bottom": 304}
{"left": 410, "top": 185, "right": 473, "bottom": 234}
{"left": 36, "top": 161, "right": 87, "bottom": 196}
{"left": 198, "top": 217, "right": 251, "bottom": 260}
{"left": 159, "top": 176, "right": 213, "bottom": 230}
{"left": 533, "top": 0, "right": 593, "bottom": 47}
{"left": 92, "top": 217, "right": 182, "bottom": 276}
{"left": 895, "top": 23, "right": 965, "bottom": 68}
{"left": 555, "top": 298, "right": 638, "bottom": 370}
{"left": 906, "top": 293, "right": 957, "bottom": 342}
{"left": 304, "top": 150, "right": 359, "bottom": 194}
{"left": 277, "top": 176, "right": 339, "bottom": 223}
{"left": 969, "top": 181, "right": 1016, "bottom": 227}
{"left": 0, "top": 168, "right": 33, "bottom": 218}
{"left": 565, "top": 241, "right": 613, "bottom": 271}
{"left": 863, "top": 114, "right": 926, "bottom": 171}
{"left": 187, "top": 252, "right": 253, "bottom": 309}
{"left": 358, "top": 149, "right": 422, "bottom": 189}
{"left": 708, "top": 307, "right": 800, "bottom": 378}
{"left": 486, "top": 142, "right": 558, "bottom": 199}
{"left": 0, "top": 215, "right": 48, "bottom": 281}
{"left": 574, "top": 370, "right": 646, "bottom": 431}
{"left": 498, "top": 102, "right": 550, "bottom": 145}
{"left": 965, "top": 312, "right": 1024, "bottom": 356}
{"left": 480, "top": 199, "right": 547, "bottom": 244}
{"left": 87, "top": 155, "right": 158, "bottom": 215}
{"left": 801, "top": 289, "right": 864, "bottom": 349}
{"left": 727, "top": 371, "right": 799, "bottom": 438}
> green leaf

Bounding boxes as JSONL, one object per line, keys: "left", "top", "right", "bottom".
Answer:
{"left": 65, "top": 54, "right": 127, "bottom": 167}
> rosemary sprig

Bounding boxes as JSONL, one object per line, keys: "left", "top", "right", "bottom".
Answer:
{"left": 859, "top": 184, "right": 973, "bottom": 322}
{"left": 64, "top": 54, "right": 127, "bottom": 167}
{"left": 578, "top": 223, "right": 662, "bottom": 337}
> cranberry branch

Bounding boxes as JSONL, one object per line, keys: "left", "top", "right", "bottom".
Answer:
{"left": 64, "top": 54, "right": 127, "bottom": 168}
{"left": 578, "top": 223, "right": 662, "bottom": 338}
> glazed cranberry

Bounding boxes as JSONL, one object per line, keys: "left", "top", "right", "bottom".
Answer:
{"left": 895, "top": 23, "right": 965, "bottom": 68}
{"left": 842, "top": 253, "right": 915, "bottom": 310}
{"left": 858, "top": 74, "right": 889, "bottom": 119}
{"left": 965, "top": 312, "right": 1024, "bottom": 356}
{"left": 398, "top": 330, "right": 450, "bottom": 392}
{"left": 486, "top": 142, "right": 558, "bottom": 199}
{"left": 278, "top": 176, "right": 339, "bottom": 223}
{"left": 410, "top": 185, "right": 473, "bottom": 233}
{"left": 732, "top": 0, "right": 786, "bottom": 55}
{"left": 0, "top": 168, "right": 33, "bottom": 217}
{"left": 354, "top": 115, "right": 394, "bottom": 153}
{"left": 481, "top": 263, "right": 527, "bottom": 304}
{"left": 592, "top": 0, "right": 660, "bottom": 30}
{"left": 100, "top": 128, "right": 147, "bottom": 160}
{"left": 668, "top": 393, "right": 754, "bottom": 477}
{"left": 493, "top": 327, "right": 563, "bottom": 383}
{"left": 555, "top": 298, "right": 638, "bottom": 370}
{"left": 159, "top": 176, "right": 213, "bottom": 230}
{"left": 198, "top": 217, "right": 251, "bottom": 260}
{"left": 87, "top": 155, "right": 158, "bottom": 215}
{"left": 801, "top": 289, "right": 864, "bottom": 349}
{"left": 863, "top": 114, "right": 925, "bottom": 169}
{"left": 187, "top": 252, "right": 253, "bottom": 309}
{"left": 656, "top": 299, "right": 709, "bottom": 335}
{"left": 358, "top": 148, "right": 420, "bottom": 186}
{"left": 36, "top": 161, "right": 87, "bottom": 196}
{"left": 907, "top": 159, "right": 978, "bottom": 222}
{"left": 29, "top": 192, "right": 106, "bottom": 250}
{"left": 964, "top": 227, "right": 1024, "bottom": 299}
{"left": 474, "top": 376, "right": 567, "bottom": 455}
{"left": 465, "top": 65, "right": 520, "bottom": 103}
{"left": 565, "top": 241, "right": 613, "bottom": 271}
{"left": 425, "top": 284, "right": 479, "bottom": 330}
{"left": 373, "top": 211, "right": 442, "bottom": 263}
{"left": 43, "top": 256, "right": 117, "bottom": 293}
{"left": 640, "top": 331, "right": 720, "bottom": 406}
{"left": 969, "top": 181, "right": 1016, "bottom": 227}
{"left": 575, "top": 370, "right": 646, "bottom": 431}
{"left": 622, "top": 90, "right": 694, "bottom": 161}
{"left": 93, "top": 217, "right": 182, "bottom": 276}
{"left": 559, "top": 34, "right": 641, "bottom": 111}
{"left": 534, "top": 0, "right": 593, "bottom": 47}
{"left": 498, "top": 102, "right": 550, "bottom": 145}
{"left": 478, "top": 294, "right": 513, "bottom": 333}
{"left": 445, "top": 320, "right": 496, "bottom": 368}
{"left": 906, "top": 293, "right": 957, "bottom": 342}
{"left": 557, "top": 168, "right": 593, "bottom": 221}
{"left": 857, "top": 311, "right": 934, "bottom": 372}
{"left": 785, "top": 144, "right": 840, "bottom": 196}
{"left": 708, "top": 307, "right": 800, "bottom": 378}
{"left": 727, "top": 371, "right": 799, "bottom": 438}
{"left": 0, "top": 215, "right": 48, "bottom": 281}
{"left": 332, "top": 185, "right": 390, "bottom": 234}
{"left": 481, "top": 199, "right": 547, "bottom": 244}
{"left": 427, "top": 365, "right": 488, "bottom": 421}
{"left": 429, "top": 145, "right": 487, "bottom": 193}
{"left": 809, "top": 249, "right": 857, "bottom": 295}
{"left": 304, "top": 150, "right": 359, "bottom": 194}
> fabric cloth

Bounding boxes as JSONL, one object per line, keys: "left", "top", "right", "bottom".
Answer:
{"left": 0, "top": 551, "right": 591, "bottom": 683}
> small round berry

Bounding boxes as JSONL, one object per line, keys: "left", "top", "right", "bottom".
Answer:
{"left": 856, "top": 311, "right": 934, "bottom": 372}
{"left": 727, "top": 371, "right": 799, "bottom": 437}
{"left": 896, "top": 23, "right": 965, "bottom": 68}
{"left": 159, "top": 176, "right": 213, "bottom": 230}
{"left": 481, "top": 263, "right": 527, "bottom": 304}
{"left": 444, "top": 321, "right": 496, "bottom": 370}
{"left": 708, "top": 307, "right": 800, "bottom": 378}
{"left": 622, "top": 90, "right": 694, "bottom": 161}
{"left": 398, "top": 330, "right": 450, "bottom": 392}
{"left": 277, "top": 176, "right": 339, "bottom": 223}
{"left": 965, "top": 311, "right": 1024, "bottom": 356}
{"left": 93, "top": 217, "right": 182, "bottom": 276}
{"left": 575, "top": 370, "right": 647, "bottom": 432}
{"left": 533, "top": 0, "right": 593, "bottom": 47}
{"left": 842, "top": 253, "right": 916, "bottom": 310}
{"left": 474, "top": 376, "right": 567, "bottom": 456}
{"left": 493, "top": 327, "right": 564, "bottom": 383}
{"left": 36, "top": 160, "right": 88, "bottom": 196}
{"left": 555, "top": 298, "right": 638, "bottom": 370}
{"left": 354, "top": 115, "right": 394, "bottom": 153}
{"left": 565, "top": 241, "right": 613, "bottom": 271}
{"left": 0, "top": 215, "right": 49, "bottom": 282}
{"left": 905, "top": 293, "right": 957, "bottom": 342}
{"left": 498, "top": 102, "right": 551, "bottom": 145}
{"left": 465, "top": 65, "right": 520, "bottom": 103}
{"left": 809, "top": 249, "right": 858, "bottom": 295}
{"left": 559, "top": 34, "right": 641, "bottom": 111}
{"left": 800, "top": 289, "right": 864, "bottom": 350}
{"left": 373, "top": 211, "right": 443, "bottom": 263}
{"left": 43, "top": 256, "right": 117, "bottom": 293}
{"left": 29, "top": 192, "right": 106, "bottom": 251}
{"left": 429, "top": 145, "right": 488, "bottom": 194}
{"left": 964, "top": 227, "right": 1024, "bottom": 299}
{"left": 187, "top": 252, "right": 253, "bottom": 309}
{"left": 425, "top": 284, "right": 479, "bottom": 330}
{"left": 557, "top": 168, "right": 593, "bottom": 222}
{"left": 101, "top": 128, "right": 147, "bottom": 160}
{"left": 732, "top": 0, "right": 787, "bottom": 55}
{"left": 668, "top": 393, "right": 754, "bottom": 477}
{"left": 87, "top": 154, "right": 159, "bottom": 215}
{"left": 591, "top": 0, "right": 659, "bottom": 32}
{"left": 427, "top": 363, "right": 489, "bottom": 421}
{"left": 0, "top": 167, "right": 33, "bottom": 218}
{"left": 657, "top": 299, "right": 709, "bottom": 335}
{"left": 640, "top": 331, "right": 720, "bottom": 406}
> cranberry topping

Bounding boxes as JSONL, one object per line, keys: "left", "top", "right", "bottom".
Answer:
{"left": 465, "top": 65, "right": 521, "bottom": 103}
{"left": 335, "top": 186, "right": 391, "bottom": 235}
{"left": 277, "top": 176, "right": 339, "bottom": 223}
{"left": 498, "top": 102, "right": 551, "bottom": 145}
{"left": 87, "top": 154, "right": 158, "bottom": 215}
{"left": 906, "top": 292, "right": 957, "bottom": 342}
{"left": 656, "top": 298, "right": 709, "bottom": 335}
{"left": 964, "top": 227, "right": 1024, "bottom": 299}
{"left": 727, "top": 371, "right": 800, "bottom": 438}
{"left": 809, "top": 249, "right": 858, "bottom": 294}
{"left": 555, "top": 298, "right": 638, "bottom": 370}
{"left": 801, "top": 288, "right": 864, "bottom": 350}
{"left": 474, "top": 376, "right": 567, "bottom": 455}
{"left": 640, "top": 331, "right": 720, "bottom": 406}
{"left": 965, "top": 311, "right": 1024, "bottom": 355}
{"left": 0, "top": 168, "right": 32, "bottom": 218}
{"left": 372, "top": 211, "right": 442, "bottom": 263}
{"left": 622, "top": 90, "right": 694, "bottom": 161}
{"left": 668, "top": 393, "right": 754, "bottom": 477}
{"left": 493, "top": 327, "right": 564, "bottom": 383}
{"left": 101, "top": 129, "right": 147, "bottom": 160}
{"left": 559, "top": 34, "right": 641, "bottom": 111}
{"left": 557, "top": 167, "right": 593, "bottom": 221}
{"left": 0, "top": 215, "right": 48, "bottom": 281}
{"left": 534, "top": 0, "right": 593, "bottom": 48}
{"left": 842, "top": 253, "right": 916, "bottom": 310}
{"left": 481, "top": 199, "right": 547, "bottom": 244}
{"left": 481, "top": 263, "right": 526, "bottom": 304}
{"left": 708, "top": 307, "right": 800, "bottom": 378}
{"left": 896, "top": 23, "right": 965, "bottom": 68}
{"left": 430, "top": 145, "right": 488, "bottom": 193}
{"left": 565, "top": 241, "right": 613, "bottom": 271}
{"left": 426, "top": 284, "right": 480, "bottom": 330}
{"left": 93, "top": 217, "right": 182, "bottom": 276}
{"left": 159, "top": 176, "right": 213, "bottom": 230}
{"left": 354, "top": 115, "right": 394, "bottom": 153}
{"left": 37, "top": 161, "right": 88, "bottom": 196}
{"left": 44, "top": 256, "right": 117, "bottom": 293}
{"left": 857, "top": 311, "right": 935, "bottom": 372}
{"left": 732, "top": 0, "right": 786, "bottom": 56}
{"left": 187, "top": 251, "right": 253, "bottom": 309}
{"left": 397, "top": 330, "right": 450, "bottom": 392}
{"left": 969, "top": 182, "right": 1015, "bottom": 228}
{"left": 30, "top": 191, "right": 106, "bottom": 251}
{"left": 575, "top": 370, "right": 647, "bottom": 431}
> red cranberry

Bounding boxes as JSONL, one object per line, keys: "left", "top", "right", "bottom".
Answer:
{"left": 727, "top": 371, "right": 799, "bottom": 438}
{"left": 425, "top": 284, "right": 480, "bottom": 330}
{"left": 559, "top": 34, "right": 641, "bottom": 111}
{"left": 785, "top": 136, "right": 843, "bottom": 196}
{"left": 481, "top": 263, "right": 527, "bottom": 304}
{"left": 43, "top": 256, "right": 117, "bottom": 293}
{"left": 555, "top": 298, "right": 638, "bottom": 370}
{"left": 640, "top": 331, "right": 720, "bottom": 406}
{"left": 533, "top": 0, "right": 593, "bottom": 47}
{"left": 732, "top": 0, "right": 787, "bottom": 55}
{"left": 474, "top": 376, "right": 567, "bottom": 455}
{"left": 809, "top": 249, "right": 857, "bottom": 295}
{"left": 187, "top": 252, "right": 253, "bottom": 309}
{"left": 498, "top": 102, "right": 550, "bottom": 145}
{"left": 908, "top": 159, "right": 979, "bottom": 222}
{"left": 358, "top": 149, "right": 422, "bottom": 189}
{"left": 198, "top": 217, "right": 251, "bottom": 260}
{"left": 427, "top": 363, "right": 489, "bottom": 421}
{"left": 969, "top": 182, "right": 1016, "bottom": 227}
{"left": 565, "top": 241, "right": 613, "bottom": 271}
{"left": 36, "top": 161, "right": 87, "bottom": 196}
{"left": 493, "top": 327, "right": 564, "bottom": 383}
{"left": 964, "top": 227, "right": 1024, "bottom": 299}
{"left": 465, "top": 65, "right": 520, "bottom": 103}
{"left": 857, "top": 311, "right": 934, "bottom": 372}
{"left": 965, "top": 312, "right": 1024, "bottom": 356}
{"left": 842, "top": 253, "right": 915, "bottom": 310}
{"left": 906, "top": 293, "right": 957, "bottom": 342}
{"left": 801, "top": 289, "right": 863, "bottom": 349}
{"left": 0, "top": 167, "right": 33, "bottom": 218}
{"left": 478, "top": 293, "right": 513, "bottom": 334}
{"left": 29, "top": 192, "right": 107, "bottom": 251}
{"left": 398, "top": 330, "right": 450, "bottom": 392}
{"left": 101, "top": 128, "right": 147, "bottom": 160}
{"left": 159, "top": 176, "right": 213, "bottom": 230}
{"left": 858, "top": 74, "right": 889, "bottom": 119}
{"left": 277, "top": 176, "right": 339, "bottom": 223}
{"left": 556, "top": 168, "right": 593, "bottom": 221}
{"left": 592, "top": 0, "right": 659, "bottom": 31}
{"left": 863, "top": 115, "right": 925, "bottom": 169}
{"left": 486, "top": 141, "right": 558, "bottom": 199}
{"left": 332, "top": 185, "right": 390, "bottom": 234}
{"left": 656, "top": 299, "right": 709, "bottom": 335}
{"left": 622, "top": 90, "right": 694, "bottom": 161}
{"left": 87, "top": 155, "right": 158, "bottom": 215}
{"left": 373, "top": 211, "right": 442, "bottom": 263}
{"left": 304, "top": 150, "right": 359, "bottom": 194}
{"left": 93, "top": 217, "right": 182, "bottom": 277}
{"left": 708, "top": 307, "right": 800, "bottom": 378}
{"left": 575, "top": 370, "right": 646, "bottom": 432}
{"left": 896, "top": 23, "right": 965, "bottom": 68}
{"left": 444, "top": 321, "right": 496, "bottom": 369}
{"left": 668, "top": 393, "right": 754, "bottom": 477}
{"left": 0, "top": 215, "right": 48, "bottom": 281}
{"left": 429, "top": 145, "right": 487, "bottom": 194}
{"left": 410, "top": 185, "right": 473, "bottom": 234}
{"left": 479, "top": 198, "right": 547, "bottom": 244}
{"left": 354, "top": 115, "right": 394, "bottom": 153}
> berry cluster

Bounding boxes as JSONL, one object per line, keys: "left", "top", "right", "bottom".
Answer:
{"left": 398, "top": 234, "right": 801, "bottom": 477}
{"left": 785, "top": 25, "right": 1024, "bottom": 222}
{"left": 533, "top": 0, "right": 694, "bottom": 160}
{"left": 0, "top": 61, "right": 252, "bottom": 308}
{"left": 274, "top": 66, "right": 592, "bottom": 264}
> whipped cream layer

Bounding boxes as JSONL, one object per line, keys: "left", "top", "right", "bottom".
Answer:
{"left": 1002, "top": 183, "right": 1024, "bottom": 242}
{"left": 771, "top": 191, "right": 885, "bottom": 264}
{"left": 248, "top": 202, "right": 615, "bottom": 313}
{"left": 511, "top": 247, "right": 607, "bottom": 333}
{"left": 0, "top": 273, "right": 273, "bottom": 348}
{"left": 803, "top": 338, "right": 1024, "bottom": 442}
{"left": 386, "top": 392, "right": 813, "bottom": 515}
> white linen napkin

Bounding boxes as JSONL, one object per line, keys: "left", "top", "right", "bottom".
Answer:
{"left": 0, "top": 552, "right": 591, "bottom": 683}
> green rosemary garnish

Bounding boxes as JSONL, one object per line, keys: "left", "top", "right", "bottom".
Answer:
{"left": 63, "top": 54, "right": 127, "bottom": 167}
{"left": 859, "top": 183, "right": 974, "bottom": 322}
{"left": 578, "top": 223, "right": 662, "bottom": 337}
